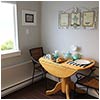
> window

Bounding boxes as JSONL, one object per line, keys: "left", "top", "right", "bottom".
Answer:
{"left": 0, "top": 2, "right": 21, "bottom": 59}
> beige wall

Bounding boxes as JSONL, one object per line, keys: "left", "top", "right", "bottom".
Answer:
{"left": 1, "top": 1, "right": 99, "bottom": 97}
{"left": 41, "top": 2, "right": 99, "bottom": 97}
{"left": 41, "top": 1, "right": 99, "bottom": 64}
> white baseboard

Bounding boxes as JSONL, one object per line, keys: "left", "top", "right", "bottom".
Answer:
{"left": 1, "top": 76, "right": 43, "bottom": 97}
{"left": 1, "top": 68, "right": 99, "bottom": 98}
{"left": 1, "top": 59, "right": 45, "bottom": 97}
{"left": 1, "top": 60, "right": 32, "bottom": 70}
{"left": 46, "top": 73, "right": 59, "bottom": 82}
{"left": 1, "top": 73, "right": 58, "bottom": 98}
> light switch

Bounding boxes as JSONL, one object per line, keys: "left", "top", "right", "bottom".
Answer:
{"left": 26, "top": 29, "right": 29, "bottom": 35}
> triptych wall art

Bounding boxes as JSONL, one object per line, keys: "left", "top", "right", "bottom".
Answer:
{"left": 58, "top": 7, "right": 98, "bottom": 29}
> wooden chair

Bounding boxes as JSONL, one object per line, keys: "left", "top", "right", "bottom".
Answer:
{"left": 74, "top": 66, "right": 99, "bottom": 96}
{"left": 29, "top": 47, "right": 46, "bottom": 83}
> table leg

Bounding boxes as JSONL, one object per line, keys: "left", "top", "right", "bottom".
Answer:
{"left": 61, "top": 78, "right": 85, "bottom": 99}
{"left": 46, "top": 81, "right": 61, "bottom": 95}
{"left": 61, "top": 78, "right": 70, "bottom": 99}
{"left": 45, "top": 77, "right": 85, "bottom": 99}
{"left": 46, "top": 78, "right": 71, "bottom": 99}
{"left": 66, "top": 83, "right": 70, "bottom": 99}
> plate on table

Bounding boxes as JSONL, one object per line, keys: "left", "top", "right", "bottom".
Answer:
{"left": 74, "top": 59, "right": 91, "bottom": 65}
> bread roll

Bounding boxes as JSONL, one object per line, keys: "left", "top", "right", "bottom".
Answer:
{"left": 56, "top": 57, "right": 65, "bottom": 63}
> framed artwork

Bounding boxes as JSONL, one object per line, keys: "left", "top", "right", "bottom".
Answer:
{"left": 82, "top": 11, "right": 95, "bottom": 27}
{"left": 70, "top": 12, "right": 81, "bottom": 27}
{"left": 25, "top": 14, "right": 34, "bottom": 23}
{"left": 22, "top": 10, "right": 36, "bottom": 26}
{"left": 58, "top": 12, "right": 69, "bottom": 28}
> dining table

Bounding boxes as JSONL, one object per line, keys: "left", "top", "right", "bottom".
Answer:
{"left": 39, "top": 57, "right": 95, "bottom": 99}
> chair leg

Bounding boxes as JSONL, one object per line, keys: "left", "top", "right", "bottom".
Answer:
{"left": 58, "top": 78, "right": 60, "bottom": 82}
{"left": 74, "top": 83, "right": 77, "bottom": 96}
{"left": 86, "top": 87, "right": 88, "bottom": 94}
{"left": 44, "top": 71, "right": 47, "bottom": 90}
{"left": 96, "top": 90, "right": 99, "bottom": 95}
{"left": 32, "top": 65, "right": 35, "bottom": 84}
{"left": 40, "top": 68, "right": 47, "bottom": 90}
{"left": 87, "top": 88, "right": 99, "bottom": 96}
{"left": 45, "top": 77, "right": 48, "bottom": 90}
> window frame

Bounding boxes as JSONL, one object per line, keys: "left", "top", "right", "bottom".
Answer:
{"left": 1, "top": 3, "right": 21, "bottom": 59}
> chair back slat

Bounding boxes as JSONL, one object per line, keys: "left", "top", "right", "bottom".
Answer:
{"left": 29, "top": 47, "right": 44, "bottom": 61}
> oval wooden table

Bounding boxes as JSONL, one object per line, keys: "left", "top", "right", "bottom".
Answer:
{"left": 39, "top": 57, "right": 95, "bottom": 99}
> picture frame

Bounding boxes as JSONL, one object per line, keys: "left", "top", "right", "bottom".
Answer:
{"left": 22, "top": 10, "right": 36, "bottom": 26}
{"left": 82, "top": 11, "right": 95, "bottom": 27}
{"left": 25, "top": 14, "right": 34, "bottom": 23}
{"left": 70, "top": 12, "right": 81, "bottom": 27}
{"left": 58, "top": 12, "right": 69, "bottom": 28}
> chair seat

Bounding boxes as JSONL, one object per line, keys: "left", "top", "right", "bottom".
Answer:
{"left": 78, "top": 77, "right": 99, "bottom": 90}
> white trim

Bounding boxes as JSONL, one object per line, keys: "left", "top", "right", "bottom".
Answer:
{"left": 1, "top": 59, "right": 43, "bottom": 97}
{"left": 1, "top": 77, "right": 32, "bottom": 91}
{"left": 46, "top": 73, "right": 59, "bottom": 82}
{"left": 1, "top": 60, "right": 31, "bottom": 70}
{"left": 1, "top": 76, "right": 43, "bottom": 97}
{"left": 1, "top": 50, "right": 21, "bottom": 59}
{"left": 14, "top": 4, "right": 19, "bottom": 51}
{"left": 1, "top": 3, "right": 20, "bottom": 56}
